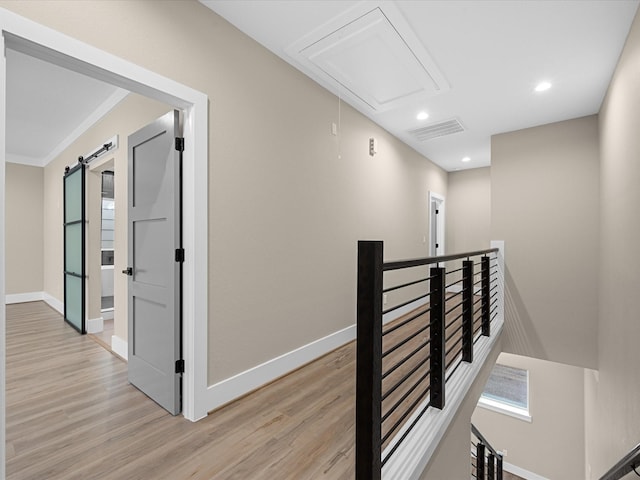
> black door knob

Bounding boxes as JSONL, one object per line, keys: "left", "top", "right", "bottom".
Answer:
{"left": 122, "top": 267, "right": 133, "bottom": 276}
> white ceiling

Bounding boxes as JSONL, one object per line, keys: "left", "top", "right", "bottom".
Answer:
{"left": 5, "top": 1, "right": 638, "bottom": 172}
{"left": 6, "top": 48, "right": 127, "bottom": 167}
{"left": 201, "top": 0, "right": 639, "bottom": 172}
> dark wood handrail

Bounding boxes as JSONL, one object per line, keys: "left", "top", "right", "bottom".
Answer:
{"left": 383, "top": 248, "right": 498, "bottom": 271}
{"left": 599, "top": 443, "right": 640, "bottom": 480}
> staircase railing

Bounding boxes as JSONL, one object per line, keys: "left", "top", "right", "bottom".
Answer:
{"left": 356, "top": 241, "right": 501, "bottom": 480}
{"left": 471, "top": 423, "right": 503, "bottom": 480}
{"left": 599, "top": 442, "right": 640, "bottom": 480}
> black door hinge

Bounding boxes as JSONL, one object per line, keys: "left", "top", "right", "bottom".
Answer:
{"left": 435, "top": 209, "right": 439, "bottom": 214}
{"left": 175, "top": 137, "right": 184, "bottom": 152}
{"left": 175, "top": 248, "right": 185, "bottom": 263}
{"left": 175, "top": 359, "right": 185, "bottom": 374}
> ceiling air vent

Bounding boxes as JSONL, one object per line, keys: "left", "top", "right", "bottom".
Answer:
{"left": 408, "top": 119, "right": 465, "bottom": 142}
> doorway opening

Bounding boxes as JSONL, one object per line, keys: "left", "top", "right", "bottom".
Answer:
{"left": 429, "top": 191, "right": 445, "bottom": 257}
{"left": 88, "top": 164, "right": 117, "bottom": 351}
{"left": 100, "top": 169, "right": 115, "bottom": 319}
{"left": 0, "top": 12, "right": 209, "bottom": 428}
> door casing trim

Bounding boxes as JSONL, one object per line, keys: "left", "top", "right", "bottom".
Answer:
{"left": 428, "top": 191, "right": 445, "bottom": 257}
{"left": 0, "top": 9, "right": 210, "bottom": 448}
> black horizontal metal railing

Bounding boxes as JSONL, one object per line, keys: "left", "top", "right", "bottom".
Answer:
{"left": 356, "top": 241, "right": 500, "bottom": 480}
{"left": 471, "top": 423, "right": 503, "bottom": 480}
{"left": 599, "top": 442, "right": 640, "bottom": 480}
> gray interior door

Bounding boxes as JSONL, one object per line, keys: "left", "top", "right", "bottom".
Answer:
{"left": 126, "top": 110, "right": 183, "bottom": 415}
{"left": 63, "top": 162, "right": 86, "bottom": 334}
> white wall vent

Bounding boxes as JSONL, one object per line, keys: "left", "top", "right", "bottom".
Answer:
{"left": 408, "top": 118, "right": 465, "bottom": 142}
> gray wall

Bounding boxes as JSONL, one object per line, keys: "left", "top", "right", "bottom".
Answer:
{"left": 589, "top": 7, "right": 640, "bottom": 478}
{"left": 472, "top": 353, "right": 586, "bottom": 479}
{"left": 5, "top": 163, "right": 43, "bottom": 295}
{"left": 419, "top": 337, "right": 503, "bottom": 479}
{"left": 1, "top": 1, "right": 448, "bottom": 385}
{"left": 446, "top": 167, "right": 491, "bottom": 254}
{"left": 491, "top": 116, "right": 600, "bottom": 370}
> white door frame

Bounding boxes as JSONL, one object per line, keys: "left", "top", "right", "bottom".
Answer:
{"left": 0, "top": 10, "right": 210, "bottom": 457}
{"left": 428, "top": 191, "right": 445, "bottom": 257}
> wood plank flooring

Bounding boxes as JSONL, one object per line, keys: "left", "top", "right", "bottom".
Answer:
{"left": 87, "top": 318, "right": 114, "bottom": 354}
{"left": 6, "top": 302, "right": 356, "bottom": 480}
{"left": 6, "top": 300, "right": 485, "bottom": 479}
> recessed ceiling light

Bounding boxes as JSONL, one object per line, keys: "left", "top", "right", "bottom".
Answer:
{"left": 535, "top": 81, "right": 552, "bottom": 92}
{"left": 462, "top": 156, "right": 471, "bottom": 163}
{"left": 416, "top": 111, "right": 429, "bottom": 120}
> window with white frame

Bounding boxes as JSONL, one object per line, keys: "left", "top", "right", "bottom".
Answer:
{"left": 478, "top": 364, "right": 531, "bottom": 422}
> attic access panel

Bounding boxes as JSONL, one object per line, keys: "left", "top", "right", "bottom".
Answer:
{"left": 288, "top": 4, "right": 449, "bottom": 113}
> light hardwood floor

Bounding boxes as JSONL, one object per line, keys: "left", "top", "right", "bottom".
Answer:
{"left": 87, "top": 318, "right": 114, "bottom": 354}
{"left": 6, "top": 302, "right": 355, "bottom": 480}
{"left": 6, "top": 300, "right": 485, "bottom": 479}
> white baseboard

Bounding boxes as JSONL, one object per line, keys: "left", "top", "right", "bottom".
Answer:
{"left": 87, "top": 317, "right": 104, "bottom": 334}
{"left": 111, "top": 335, "right": 128, "bottom": 361}
{"left": 43, "top": 292, "right": 64, "bottom": 315}
{"left": 205, "top": 298, "right": 431, "bottom": 414}
{"left": 503, "top": 461, "right": 550, "bottom": 480}
{"left": 206, "top": 324, "right": 356, "bottom": 412}
{"left": 101, "top": 309, "right": 114, "bottom": 320}
{"left": 10, "top": 293, "right": 104, "bottom": 334}
{"left": 5, "top": 291, "right": 44, "bottom": 304}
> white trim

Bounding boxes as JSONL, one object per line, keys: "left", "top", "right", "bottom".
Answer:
{"left": 0, "top": 8, "right": 209, "bottom": 422}
{"left": 87, "top": 316, "right": 104, "bottom": 334}
{"left": 5, "top": 291, "right": 43, "bottom": 304}
{"left": 111, "top": 335, "right": 128, "bottom": 361}
{"left": 0, "top": 28, "right": 5, "bottom": 474}
{"left": 477, "top": 396, "right": 532, "bottom": 422}
{"left": 205, "top": 297, "right": 431, "bottom": 414}
{"left": 206, "top": 325, "right": 356, "bottom": 412}
{"left": 5, "top": 153, "right": 41, "bottom": 166}
{"left": 428, "top": 191, "right": 445, "bottom": 257}
{"left": 101, "top": 309, "right": 114, "bottom": 320}
{"left": 182, "top": 85, "right": 210, "bottom": 422}
{"left": 43, "top": 292, "right": 64, "bottom": 315}
{"left": 8, "top": 293, "right": 106, "bottom": 334}
{"left": 503, "top": 461, "right": 550, "bottom": 480}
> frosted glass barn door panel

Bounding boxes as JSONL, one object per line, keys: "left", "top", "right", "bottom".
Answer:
{"left": 64, "top": 275, "right": 83, "bottom": 331}
{"left": 65, "top": 223, "right": 82, "bottom": 276}
{"left": 63, "top": 163, "right": 86, "bottom": 334}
